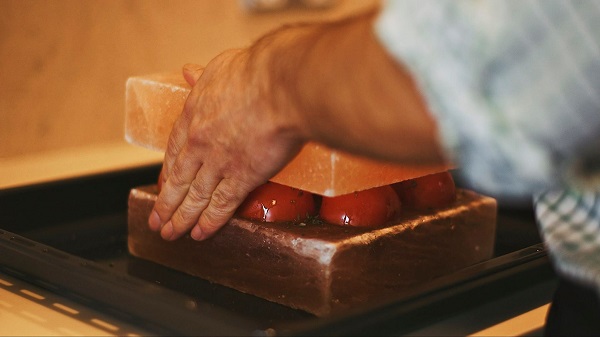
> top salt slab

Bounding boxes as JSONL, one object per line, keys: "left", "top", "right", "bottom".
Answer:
{"left": 124, "top": 72, "right": 451, "bottom": 196}
{"left": 125, "top": 73, "right": 190, "bottom": 152}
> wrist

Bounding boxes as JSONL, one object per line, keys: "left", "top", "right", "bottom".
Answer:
{"left": 246, "top": 23, "right": 321, "bottom": 144}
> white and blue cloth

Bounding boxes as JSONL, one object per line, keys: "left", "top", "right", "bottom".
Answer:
{"left": 376, "top": 0, "right": 600, "bottom": 291}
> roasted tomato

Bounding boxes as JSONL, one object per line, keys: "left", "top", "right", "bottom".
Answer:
{"left": 237, "top": 182, "right": 317, "bottom": 222}
{"left": 319, "top": 185, "right": 401, "bottom": 227}
{"left": 393, "top": 171, "right": 456, "bottom": 210}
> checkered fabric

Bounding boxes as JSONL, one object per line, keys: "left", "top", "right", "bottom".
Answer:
{"left": 376, "top": 0, "right": 600, "bottom": 289}
{"left": 536, "top": 188, "right": 600, "bottom": 288}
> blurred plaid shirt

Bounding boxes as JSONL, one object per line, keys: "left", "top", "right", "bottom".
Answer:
{"left": 376, "top": 0, "right": 600, "bottom": 290}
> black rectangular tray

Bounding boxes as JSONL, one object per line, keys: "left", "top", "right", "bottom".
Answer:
{"left": 0, "top": 165, "right": 556, "bottom": 336}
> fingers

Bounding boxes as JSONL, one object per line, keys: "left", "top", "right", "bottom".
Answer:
{"left": 155, "top": 165, "right": 253, "bottom": 242}
{"left": 151, "top": 64, "right": 205, "bottom": 233}
{"left": 190, "top": 178, "right": 253, "bottom": 241}
{"left": 148, "top": 142, "right": 202, "bottom": 232}
{"left": 160, "top": 114, "right": 190, "bottom": 186}
{"left": 160, "top": 165, "right": 221, "bottom": 240}
{"left": 161, "top": 64, "right": 204, "bottom": 184}
{"left": 151, "top": 125, "right": 254, "bottom": 242}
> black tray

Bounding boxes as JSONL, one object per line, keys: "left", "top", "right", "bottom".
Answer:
{"left": 0, "top": 165, "right": 556, "bottom": 336}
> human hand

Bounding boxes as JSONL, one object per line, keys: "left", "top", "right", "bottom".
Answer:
{"left": 148, "top": 50, "right": 305, "bottom": 241}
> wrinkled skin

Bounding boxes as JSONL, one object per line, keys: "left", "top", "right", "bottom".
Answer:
{"left": 148, "top": 53, "right": 305, "bottom": 241}
{"left": 147, "top": 9, "right": 444, "bottom": 242}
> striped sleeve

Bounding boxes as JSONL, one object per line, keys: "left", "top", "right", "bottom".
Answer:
{"left": 375, "top": 0, "right": 600, "bottom": 200}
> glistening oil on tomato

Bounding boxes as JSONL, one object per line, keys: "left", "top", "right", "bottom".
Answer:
{"left": 236, "top": 182, "right": 317, "bottom": 222}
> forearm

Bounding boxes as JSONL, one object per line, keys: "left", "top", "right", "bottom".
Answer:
{"left": 249, "top": 8, "right": 446, "bottom": 164}
{"left": 149, "top": 7, "right": 448, "bottom": 241}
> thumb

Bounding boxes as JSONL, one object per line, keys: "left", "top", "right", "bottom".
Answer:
{"left": 182, "top": 63, "right": 204, "bottom": 86}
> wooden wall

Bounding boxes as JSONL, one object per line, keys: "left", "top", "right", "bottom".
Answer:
{"left": 0, "top": 0, "right": 377, "bottom": 159}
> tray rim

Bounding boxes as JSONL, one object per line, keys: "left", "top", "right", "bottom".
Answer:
{"left": 0, "top": 165, "right": 555, "bottom": 335}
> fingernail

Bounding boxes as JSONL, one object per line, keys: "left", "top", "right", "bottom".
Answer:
{"left": 190, "top": 225, "right": 203, "bottom": 241}
{"left": 160, "top": 221, "right": 174, "bottom": 240}
{"left": 148, "top": 211, "right": 162, "bottom": 231}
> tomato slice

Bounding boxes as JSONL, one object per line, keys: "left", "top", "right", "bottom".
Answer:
{"left": 392, "top": 171, "right": 456, "bottom": 210}
{"left": 319, "top": 185, "right": 401, "bottom": 227}
{"left": 237, "top": 182, "right": 317, "bottom": 222}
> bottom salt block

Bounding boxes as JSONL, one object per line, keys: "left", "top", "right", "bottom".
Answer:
{"left": 128, "top": 185, "right": 497, "bottom": 317}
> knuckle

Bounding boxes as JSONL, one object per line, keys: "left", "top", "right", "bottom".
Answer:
{"left": 165, "top": 133, "right": 181, "bottom": 157}
{"left": 186, "top": 133, "right": 201, "bottom": 148}
{"left": 188, "top": 181, "right": 212, "bottom": 204}
{"left": 170, "top": 210, "right": 197, "bottom": 235}
{"left": 174, "top": 202, "right": 199, "bottom": 224}
{"left": 198, "top": 187, "right": 239, "bottom": 229}
{"left": 211, "top": 185, "right": 237, "bottom": 209}
{"left": 169, "top": 219, "right": 188, "bottom": 236}
{"left": 168, "top": 163, "right": 188, "bottom": 187}
{"left": 164, "top": 136, "right": 185, "bottom": 166}
{"left": 168, "top": 181, "right": 214, "bottom": 236}
{"left": 153, "top": 196, "right": 174, "bottom": 217}
{"left": 186, "top": 124, "right": 207, "bottom": 148}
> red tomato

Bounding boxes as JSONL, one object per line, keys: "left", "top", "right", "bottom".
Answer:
{"left": 393, "top": 171, "right": 456, "bottom": 210}
{"left": 319, "top": 186, "right": 401, "bottom": 227}
{"left": 237, "top": 182, "right": 317, "bottom": 222}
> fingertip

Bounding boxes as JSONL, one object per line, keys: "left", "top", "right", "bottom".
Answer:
{"left": 160, "top": 221, "right": 174, "bottom": 240}
{"left": 148, "top": 210, "right": 162, "bottom": 231}
{"left": 190, "top": 225, "right": 203, "bottom": 241}
{"left": 182, "top": 63, "right": 204, "bottom": 86}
